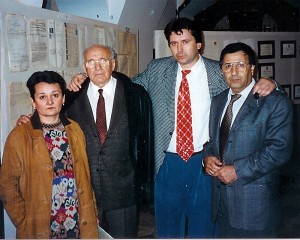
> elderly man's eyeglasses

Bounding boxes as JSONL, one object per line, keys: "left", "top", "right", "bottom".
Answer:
{"left": 221, "top": 61, "right": 250, "bottom": 73}
{"left": 85, "top": 58, "right": 111, "bottom": 68}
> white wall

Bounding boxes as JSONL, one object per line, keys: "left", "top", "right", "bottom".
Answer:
{"left": 118, "top": 0, "right": 170, "bottom": 72}
{"left": 53, "top": 0, "right": 178, "bottom": 72}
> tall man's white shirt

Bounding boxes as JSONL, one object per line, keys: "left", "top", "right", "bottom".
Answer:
{"left": 167, "top": 55, "right": 211, "bottom": 153}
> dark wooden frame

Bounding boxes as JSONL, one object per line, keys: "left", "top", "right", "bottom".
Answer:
{"left": 280, "top": 40, "right": 296, "bottom": 58}
{"left": 257, "top": 40, "right": 275, "bottom": 59}
{"left": 281, "top": 84, "right": 292, "bottom": 99}
{"left": 293, "top": 84, "right": 300, "bottom": 100}
{"left": 258, "top": 62, "right": 275, "bottom": 80}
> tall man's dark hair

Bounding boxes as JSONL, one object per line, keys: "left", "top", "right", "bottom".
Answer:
{"left": 164, "top": 17, "right": 203, "bottom": 45}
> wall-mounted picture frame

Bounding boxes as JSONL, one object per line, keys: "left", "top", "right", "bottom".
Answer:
{"left": 258, "top": 62, "right": 275, "bottom": 80}
{"left": 257, "top": 40, "right": 275, "bottom": 59}
{"left": 280, "top": 40, "right": 296, "bottom": 58}
{"left": 293, "top": 84, "right": 300, "bottom": 99}
{"left": 281, "top": 84, "right": 291, "bottom": 99}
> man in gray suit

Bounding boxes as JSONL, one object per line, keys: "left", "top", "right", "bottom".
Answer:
{"left": 203, "top": 42, "right": 293, "bottom": 238}
{"left": 69, "top": 18, "right": 276, "bottom": 238}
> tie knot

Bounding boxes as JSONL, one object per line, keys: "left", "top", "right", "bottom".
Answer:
{"left": 98, "top": 89, "right": 103, "bottom": 95}
{"left": 181, "top": 70, "right": 191, "bottom": 78}
{"left": 231, "top": 94, "right": 241, "bottom": 102}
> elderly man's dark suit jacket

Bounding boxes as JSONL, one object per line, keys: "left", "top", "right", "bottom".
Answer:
{"left": 204, "top": 87, "right": 293, "bottom": 230}
{"left": 63, "top": 71, "right": 153, "bottom": 211}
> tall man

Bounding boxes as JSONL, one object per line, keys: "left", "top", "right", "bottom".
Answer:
{"left": 203, "top": 42, "right": 293, "bottom": 238}
{"left": 69, "top": 18, "right": 276, "bottom": 238}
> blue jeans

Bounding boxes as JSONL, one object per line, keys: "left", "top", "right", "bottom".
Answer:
{"left": 154, "top": 152, "right": 214, "bottom": 238}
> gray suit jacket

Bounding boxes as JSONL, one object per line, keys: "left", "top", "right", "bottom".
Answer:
{"left": 204, "top": 88, "right": 293, "bottom": 230}
{"left": 133, "top": 56, "right": 228, "bottom": 175}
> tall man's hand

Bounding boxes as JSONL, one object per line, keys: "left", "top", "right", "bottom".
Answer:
{"left": 68, "top": 73, "right": 87, "bottom": 92}
{"left": 253, "top": 77, "right": 276, "bottom": 97}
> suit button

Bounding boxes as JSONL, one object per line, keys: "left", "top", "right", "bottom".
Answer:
{"left": 169, "top": 132, "right": 172, "bottom": 135}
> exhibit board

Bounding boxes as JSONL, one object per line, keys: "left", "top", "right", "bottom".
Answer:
{"left": 1, "top": 1, "right": 138, "bottom": 137}
{"left": 0, "top": 1, "right": 138, "bottom": 237}
{"left": 154, "top": 30, "right": 300, "bottom": 104}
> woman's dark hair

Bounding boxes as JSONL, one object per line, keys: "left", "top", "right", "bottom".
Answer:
{"left": 27, "top": 71, "right": 66, "bottom": 99}
{"left": 164, "top": 17, "right": 202, "bottom": 45}
{"left": 219, "top": 42, "right": 257, "bottom": 67}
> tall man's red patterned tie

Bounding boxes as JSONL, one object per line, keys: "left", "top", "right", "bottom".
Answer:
{"left": 96, "top": 89, "right": 107, "bottom": 145}
{"left": 176, "top": 70, "right": 194, "bottom": 161}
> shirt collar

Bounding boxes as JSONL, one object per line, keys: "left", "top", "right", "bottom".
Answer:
{"left": 177, "top": 54, "right": 202, "bottom": 74}
{"left": 89, "top": 76, "right": 116, "bottom": 97}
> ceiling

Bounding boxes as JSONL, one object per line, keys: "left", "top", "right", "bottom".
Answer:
{"left": 177, "top": 0, "right": 218, "bottom": 17}
{"left": 179, "top": 0, "right": 299, "bottom": 31}
{"left": 179, "top": 0, "right": 300, "bottom": 18}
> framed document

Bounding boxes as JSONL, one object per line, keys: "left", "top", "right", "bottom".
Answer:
{"left": 258, "top": 62, "right": 275, "bottom": 80}
{"left": 257, "top": 41, "right": 275, "bottom": 59}
{"left": 280, "top": 40, "right": 296, "bottom": 58}
{"left": 293, "top": 84, "right": 300, "bottom": 99}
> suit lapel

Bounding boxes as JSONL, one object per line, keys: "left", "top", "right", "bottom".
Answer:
{"left": 109, "top": 79, "right": 126, "bottom": 132}
{"left": 203, "top": 57, "right": 228, "bottom": 98}
{"left": 214, "top": 90, "right": 229, "bottom": 145}
{"left": 164, "top": 60, "right": 178, "bottom": 124}
{"left": 230, "top": 92, "right": 260, "bottom": 134}
{"left": 78, "top": 84, "right": 97, "bottom": 129}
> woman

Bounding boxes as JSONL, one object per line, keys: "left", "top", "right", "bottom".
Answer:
{"left": 0, "top": 71, "right": 99, "bottom": 239}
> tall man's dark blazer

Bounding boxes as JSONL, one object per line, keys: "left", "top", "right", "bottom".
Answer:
{"left": 204, "top": 87, "right": 293, "bottom": 230}
{"left": 63, "top": 71, "right": 153, "bottom": 211}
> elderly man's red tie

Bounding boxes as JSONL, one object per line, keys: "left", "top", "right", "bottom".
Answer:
{"left": 96, "top": 89, "right": 107, "bottom": 145}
